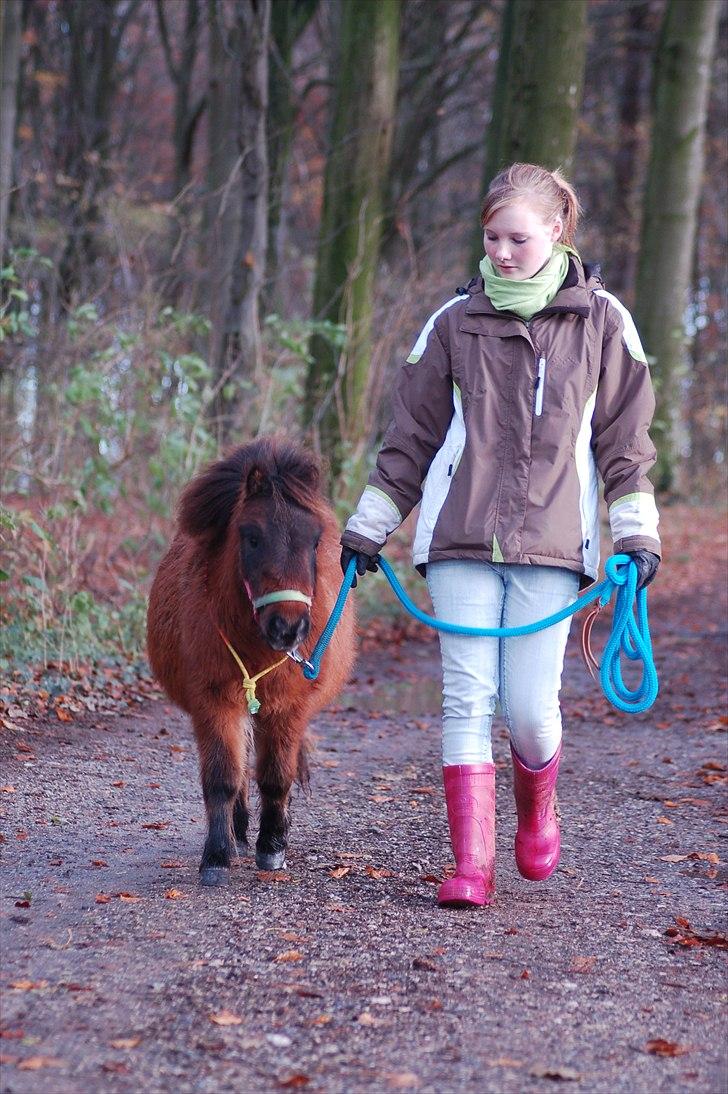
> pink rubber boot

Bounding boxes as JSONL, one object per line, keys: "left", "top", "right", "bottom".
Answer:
{"left": 511, "top": 743, "right": 562, "bottom": 881}
{"left": 437, "top": 763, "right": 496, "bottom": 907}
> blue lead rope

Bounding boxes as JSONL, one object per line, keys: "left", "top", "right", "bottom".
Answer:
{"left": 302, "top": 554, "right": 658, "bottom": 715}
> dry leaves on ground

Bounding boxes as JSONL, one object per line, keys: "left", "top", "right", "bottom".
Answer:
{"left": 209, "top": 1011, "right": 243, "bottom": 1027}
{"left": 646, "top": 1039, "right": 691, "bottom": 1057}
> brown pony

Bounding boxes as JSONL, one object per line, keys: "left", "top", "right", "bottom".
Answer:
{"left": 147, "top": 437, "right": 356, "bottom": 886}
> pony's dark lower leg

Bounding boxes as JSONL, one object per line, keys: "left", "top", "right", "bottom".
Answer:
{"left": 193, "top": 707, "right": 245, "bottom": 886}
{"left": 233, "top": 786, "right": 250, "bottom": 848}
{"left": 255, "top": 723, "right": 301, "bottom": 870}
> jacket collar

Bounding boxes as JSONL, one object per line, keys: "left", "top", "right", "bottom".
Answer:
{"left": 465, "top": 256, "right": 592, "bottom": 320}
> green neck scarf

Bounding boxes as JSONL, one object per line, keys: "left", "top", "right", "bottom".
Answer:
{"left": 479, "top": 243, "right": 577, "bottom": 321}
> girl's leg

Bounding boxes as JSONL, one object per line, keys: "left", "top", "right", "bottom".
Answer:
{"left": 500, "top": 564, "right": 579, "bottom": 881}
{"left": 500, "top": 564, "right": 579, "bottom": 767}
{"left": 426, "top": 560, "right": 504, "bottom": 907}
{"left": 426, "top": 560, "right": 504, "bottom": 764}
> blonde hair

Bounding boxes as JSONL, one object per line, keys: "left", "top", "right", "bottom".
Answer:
{"left": 480, "top": 163, "right": 582, "bottom": 246}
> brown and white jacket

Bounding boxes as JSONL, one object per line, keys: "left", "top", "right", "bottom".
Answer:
{"left": 342, "top": 258, "right": 661, "bottom": 587}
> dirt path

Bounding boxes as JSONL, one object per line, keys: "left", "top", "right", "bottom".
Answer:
{"left": 2, "top": 553, "right": 727, "bottom": 1093}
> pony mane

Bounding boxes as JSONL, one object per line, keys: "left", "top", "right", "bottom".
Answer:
{"left": 178, "top": 437, "right": 324, "bottom": 544}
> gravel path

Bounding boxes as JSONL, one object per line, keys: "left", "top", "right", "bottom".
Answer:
{"left": 1, "top": 574, "right": 726, "bottom": 1093}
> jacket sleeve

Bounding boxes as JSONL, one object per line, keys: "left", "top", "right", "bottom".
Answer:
{"left": 341, "top": 312, "right": 456, "bottom": 554}
{"left": 591, "top": 292, "right": 661, "bottom": 558}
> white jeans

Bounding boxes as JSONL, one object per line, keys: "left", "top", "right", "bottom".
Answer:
{"left": 426, "top": 560, "right": 579, "bottom": 768}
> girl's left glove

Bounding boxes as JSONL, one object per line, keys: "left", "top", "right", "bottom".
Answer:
{"left": 340, "top": 546, "right": 380, "bottom": 589}
{"left": 625, "top": 549, "right": 660, "bottom": 590}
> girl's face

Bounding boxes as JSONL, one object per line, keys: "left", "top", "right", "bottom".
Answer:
{"left": 483, "top": 201, "right": 563, "bottom": 280}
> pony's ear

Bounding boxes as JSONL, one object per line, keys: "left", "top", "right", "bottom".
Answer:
{"left": 246, "top": 466, "right": 271, "bottom": 498}
{"left": 178, "top": 450, "right": 247, "bottom": 542}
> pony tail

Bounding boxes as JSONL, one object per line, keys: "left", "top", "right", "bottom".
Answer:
{"left": 551, "top": 167, "right": 581, "bottom": 246}
{"left": 178, "top": 448, "right": 248, "bottom": 543}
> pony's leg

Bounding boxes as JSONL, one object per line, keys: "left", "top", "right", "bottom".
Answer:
{"left": 254, "top": 715, "right": 304, "bottom": 871}
{"left": 232, "top": 781, "right": 250, "bottom": 848}
{"left": 191, "top": 701, "right": 246, "bottom": 886}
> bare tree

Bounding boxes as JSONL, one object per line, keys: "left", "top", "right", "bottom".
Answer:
{"left": 205, "top": 0, "right": 271, "bottom": 443}
{"left": 634, "top": 0, "right": 720, "bottom": 493}
{"left": 305, "top": 0, "right": 401, "bottom": 482}
{"left": 0, "top": 0, "right": 23, "bottom": 265}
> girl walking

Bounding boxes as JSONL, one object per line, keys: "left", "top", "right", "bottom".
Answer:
{"left": 340, "top": 163, "right": 661, "bottom": 908}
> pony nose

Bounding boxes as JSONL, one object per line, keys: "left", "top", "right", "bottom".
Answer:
{"left": 265, "top": 611, "right": 310, "bottom": 651}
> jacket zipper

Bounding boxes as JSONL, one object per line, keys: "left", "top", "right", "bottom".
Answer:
{"left": 527, "top": 319, "right": 545, "bottom": 417}
{"left": 534, "top": 356, "right": 546, "bottom": 416}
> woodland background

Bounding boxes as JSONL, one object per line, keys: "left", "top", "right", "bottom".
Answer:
{"left": 0, "top": 0, "right": 726, "bottom": 680}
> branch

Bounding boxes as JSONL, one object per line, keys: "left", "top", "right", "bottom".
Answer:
{"left": 155, "top": 0, "right": 180, "bottom": 84}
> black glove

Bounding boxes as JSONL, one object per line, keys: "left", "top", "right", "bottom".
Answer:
{"left": 340, "top": 546, "right": 380, "bottom": 588}
{"left": 625, "top": 549, "right": 660, "bottom": 590}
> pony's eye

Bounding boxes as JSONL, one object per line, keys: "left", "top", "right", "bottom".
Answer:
{"left": 240, "top": 525, "right": 261, "bottom": 550}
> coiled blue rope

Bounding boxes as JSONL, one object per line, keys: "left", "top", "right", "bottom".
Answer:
{"left": 303, "top": 553, "right": 658, "bottom": 714}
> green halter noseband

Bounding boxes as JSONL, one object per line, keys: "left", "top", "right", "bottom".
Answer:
{"left": 252, "top": 589, "right": 313, "bottom": 612}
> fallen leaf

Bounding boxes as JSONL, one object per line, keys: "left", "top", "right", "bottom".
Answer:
{"left": 274, "top": 950, "right": 303, "bottom": 963}
{"left": 420, "top": 874, "right": 440, "bottom": 884}
{"left": 657, "top": 816, "right": 673, "bottom": 825}
{"left": 329, "top": 866, "right": 351, "bottom": 879}
{"left": 520, "top": 969, "right": 530, "bottom": 979}
{"left": 570, "top": 956, "right": 596, "bottom": 974}
{"left": 529, "top": 1064, "right": 581, "bottom": 1081}
{"left": 0, "top": 1030, "right": 24, "bottom": 1040}
{"left": 357, "top": 1011, "right": 384, "bottom": 1027}
{"left": 102, "top": 1061, "right": 129, "bottom": 1074}
{"left": 0, "top": 786, "right": 16, "bottom": 793}
{"left": 659, "top": 854, "right": 689, "bottom": 863}
{"left": 14, "top": 900, "right": 31, "bottom": 908}
{"left": 488, "top": 1056, "right": 523, "bottom": 1068}
{"left": 9, "top": 980, "right": 47, "bottom": 991}
{"left": 91, "top": 860, "right": 108, "bottom": 868}
{"left": 161, "top": 861, "right": 185, "bottom": 868}
{"left": 277, "top": 1074, "right": 310, "bottom": 1088}
{"left": 365, "top": 866, "right": 395, "bottom": 879}
{"left": 95, "top": 893, "right": 111, "bottom": 904}
{"left": 142, "top": 822, "right": 169, "bottom": 830}
{"left": 412, "top": 957, "right": 438, "bottom": 972}
{"left": 17, "top": 1056, "right": 65, "bottom": 1070}
{"left": 164, "top": 889, "right": 185, "bottom": 900}
{"left": 384, "top": 1073, "right": 420, "bottom": 1089}
{"left": 257, "top": 871, "right": 292, "bottom": 883}
{"left": 209, "top": 1010, "right": 242, "bottom": 1026}
{"left": 117, "top": 892, "right": 141, "bottom": 902}
{"left": 109, "top": 1037, "right": 141, "bottom": 1049}
{"left": 309, "top": 1014, "right": 332, "bottom": 1027}
{"left": 645, "top": 1039, "right": 690, "bottom": 1057}
{"left": 111, "top": 781, "right": 125, "bottom": 788}
{"left": 56, "top": 708, "right": 73, "bottom": 722}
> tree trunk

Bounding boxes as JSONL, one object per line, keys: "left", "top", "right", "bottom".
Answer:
{"left": 155, "top": 0, "right": 206, "bottom": 303}
{"left": 605, "top": 0, "right": 655, "bottom": 304}
{"left": 265, "top": 0, "right": 317, "bottom": 311}
{"left": 633, "top": 0, "right": 720, "bottom": 495}
{"left": 0, "top": 0, "right": 23, "bottom": 266}
{"left": 305, "top": 0, "right": 400, "bottom": 483}
{"left": 204, "top": 0, "right": 270, "bottom": 444}
{"left": 472, "top": 0, "right": 587, "bottom": 265}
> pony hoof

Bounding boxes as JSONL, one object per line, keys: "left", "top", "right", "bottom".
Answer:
{"left": 256, "top": 851, "right": 286, "bottom": 871}
{"left": 200, "top": 866, "right": 231, "bottom": 887}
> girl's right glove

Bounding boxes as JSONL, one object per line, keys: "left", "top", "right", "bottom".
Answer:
{"left": 340, "top": 547, "right": 380, "bottom": 589}
{"left": 625, "top": 549, "right": 660, "bottom": 590}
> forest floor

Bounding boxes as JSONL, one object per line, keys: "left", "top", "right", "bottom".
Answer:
{"left": 1, "top": 505, "right": 727, "bottom": 1094}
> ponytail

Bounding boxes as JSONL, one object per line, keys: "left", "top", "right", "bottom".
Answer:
{"left": 480, "top": 163, "right": 582, "bottom": 245}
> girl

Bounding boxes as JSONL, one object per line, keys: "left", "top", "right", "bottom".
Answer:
{"left": 340, "top": 163, "right": 661, "bottom": 908}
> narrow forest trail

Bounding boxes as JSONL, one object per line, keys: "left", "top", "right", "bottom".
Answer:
{"left": 1, "top": 509, "right": 726, "bottom": 1094}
